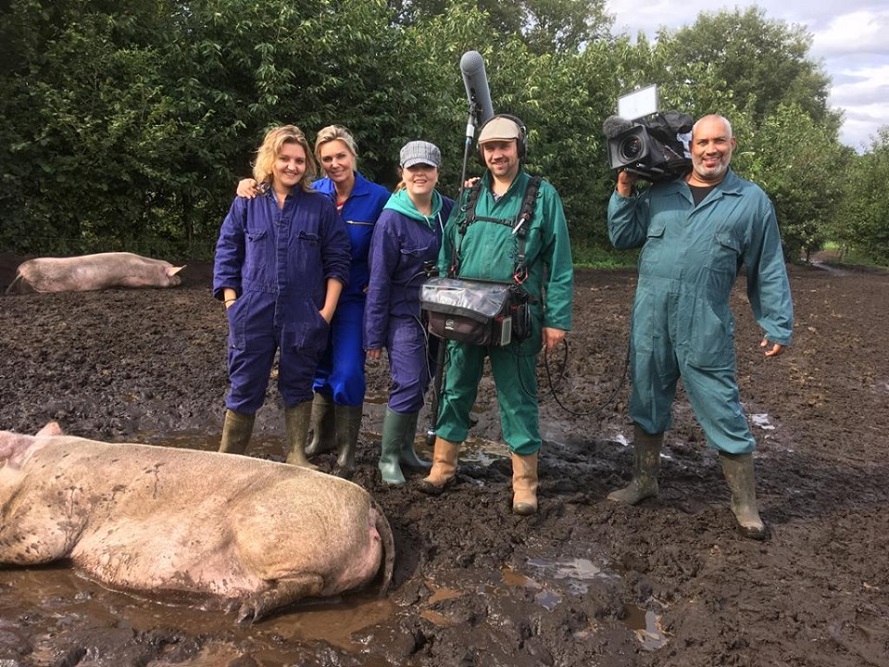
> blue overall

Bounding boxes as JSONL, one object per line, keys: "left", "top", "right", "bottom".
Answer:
{"left": 364, "top": 189, "right": 455, "bottom": 414}
{"left": 608, "top": 169, "right": 793, "bottom": 454}
{"left": 311, "top": 172, "right": 389, "bottom": 406}
{"left": 213, "top": 189, "right": 350, "bottom": 413}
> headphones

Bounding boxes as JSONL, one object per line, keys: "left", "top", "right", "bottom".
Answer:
{"left": 477, "top": 114, "right": 528, "bottom": 162}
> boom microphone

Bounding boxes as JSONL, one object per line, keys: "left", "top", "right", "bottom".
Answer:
{"left": 602, "top": 114, "right": 634, "bottom": 139}
{"left": 460, "top": 51, "right": 495, "bottom": 136}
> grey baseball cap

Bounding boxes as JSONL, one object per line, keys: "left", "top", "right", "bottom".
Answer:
{"left": 400, "top": 141, "right": 441, "bottom": 168}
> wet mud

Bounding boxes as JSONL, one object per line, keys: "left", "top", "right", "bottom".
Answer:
{"left": 1, "top": 253, "right": 887, "bottom": 666}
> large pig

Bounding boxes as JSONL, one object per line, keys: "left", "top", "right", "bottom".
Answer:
{"left": 6, "top": 252, "right": 185, "bottom": 294}
{"left": 0, "top": 423, "right": 394, "bottom": 624}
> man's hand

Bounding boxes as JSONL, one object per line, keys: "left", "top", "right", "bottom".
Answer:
{"left": 366, "top": 348, "right": 382, "bottom": 360}
{"left": 236, "top": 178, "right": 262, "bottom": 198}
{"left": 542, "top": 327, "right": 566, "bottom": 351}
{"left": 616, "top": 169, "right": 636, "bottom": 197}
{"left": 760, "top": 338, "right": 785, "bottom": 357}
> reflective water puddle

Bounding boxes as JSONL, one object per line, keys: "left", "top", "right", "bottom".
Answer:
{"left": 503, "top": 557, "right": 669, "bottom": 650}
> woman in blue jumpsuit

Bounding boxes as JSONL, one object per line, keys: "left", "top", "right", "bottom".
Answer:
{"left": 307, "top": 126, "right": 390, "bottom": 476}
{"left": 364, "top": 141, "right": 455, "bottom": 485}
{"left": 235, "top": 125, "right": 389, "bottom": 476}
{"left": 214, "top": 125, "right": 350, "bottom": 464}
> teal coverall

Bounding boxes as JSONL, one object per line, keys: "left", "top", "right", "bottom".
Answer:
{"left": 436, "top": 170, "right": 574, "bottom": 455}
{"left": 608, "top": 169, "right": 793, "bottom": 454}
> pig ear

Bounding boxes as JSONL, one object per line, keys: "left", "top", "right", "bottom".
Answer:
{"left": 167, "top": 266, "right": 186, "bottom": 276}
{"left": 36, "top": 421, "right": 64, "bottom": 436}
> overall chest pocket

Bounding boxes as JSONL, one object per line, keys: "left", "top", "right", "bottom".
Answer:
{"left": 707, "top": 231, "right": 743, "bottom": 276}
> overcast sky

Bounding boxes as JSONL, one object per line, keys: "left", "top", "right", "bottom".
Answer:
{"left": 606, "top": 0, "right": 889, "bottom": 151}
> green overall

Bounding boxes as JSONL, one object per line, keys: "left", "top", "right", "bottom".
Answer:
{"left": 436, "top": 170, "right": 574, "bottom": 455}
{"left": 608, "top": 169, "right": 793, "bottom": 453}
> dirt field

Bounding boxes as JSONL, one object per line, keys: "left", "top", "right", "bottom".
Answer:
{"left": 0, "top": 253, "right": 887, "bottom": 667}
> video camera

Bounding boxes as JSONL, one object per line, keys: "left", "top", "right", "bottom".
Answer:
{"left": 603, "top": 85, "right": 693, "bottom": 183}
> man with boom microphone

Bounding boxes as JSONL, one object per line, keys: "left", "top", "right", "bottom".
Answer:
{"left": 606, "top": 114, "right": 793, "bottom": 539}
{"left": 418, "top": 98, "right": 575, "bottom": 514}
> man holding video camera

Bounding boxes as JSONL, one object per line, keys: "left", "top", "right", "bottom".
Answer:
{"left": 417, "top": 115, "right": 574, "bottom": 516}
{"left": 607, "top": 114, "right": 793, "bottom": 539}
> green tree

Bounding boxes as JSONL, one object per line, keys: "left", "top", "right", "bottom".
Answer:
{"left": 742, "top": 104, "right": 846, "bottom": 262}
{"left": 834, "top": 129, "right": 889, "bottom": 263}
{"left": 654, "top": 7, "right": 837, "bottom": 127}
{"left": 389, "top": 0, "right": 610, "bottom": 53}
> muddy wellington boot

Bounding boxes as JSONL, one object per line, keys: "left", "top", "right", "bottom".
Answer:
{"left": 378, "top": 407, "right": 419, "bottom": 486}
{"left": 333, "top": 404, "right": 363, "bottom": 478}
{"left": 218, "top": 409, "right": 255, "bottom": 455}
{"left": 607, "top": 425, "right": 663, "bottom": 504}
{"left": 719, "top": 451, "right": 767, "bottom": 540}
{"left": 511, "top": 451, "right": 539, "bottom": 516}
{"left": 417, "top": 436, "right": 460, "bottom": 495}
{"left": 304, "top": 392, "right": 336, "bottom": 457}
{"left": 284, "top": 401, "right": 317, "bottom": 469}
{"left": 398, "top": 411, "right": 431, "bottom": 471}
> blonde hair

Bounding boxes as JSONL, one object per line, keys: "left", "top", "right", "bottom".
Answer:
{"left": 252, "top": 125, "right": 317, "bottom": 192}
{"left": 314, "top": 124, "right": 359, "bottom": 165}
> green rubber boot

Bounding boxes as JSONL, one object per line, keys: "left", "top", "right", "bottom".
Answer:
{"left": 719, "top": 451, "right": 767, "bottom": 540}
{"left": 218, "top": 409, "right": 255, "bottom": 455}
{"left": 284, "top": 401, "right": 317, "bottom": 469}
{"left": 607, "top": 425, "right": 662, "bottom": 504}
{"left": 304, "top": 392, "right": 336, "bottom": 457}
{"left": 333, "top": 404, "right": 363, "bottom": 478}
{"left": 397, "top": 410, "right": 431, "bottom": 470}
{"left": 378, "top": 407, "right": 415, "bottom": 486}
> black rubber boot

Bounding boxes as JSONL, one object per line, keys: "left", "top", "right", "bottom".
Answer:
{"left": 218, "top": 409, "right": 255, "bottom": 455}
{"left": 719, "top": 451, "right": 767, "bottom": 540}
{"left": 607, "top": 425, "right": 662, "bottom": 504}
{"left": 333, "top": 404, "right": 363, "bottom": 478}
{"left": 304, "top": 392, "right": 335, "bottom": 457}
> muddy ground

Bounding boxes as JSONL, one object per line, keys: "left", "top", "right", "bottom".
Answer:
{"left": 0, "top": 253, "right": 887, "bottom": 667}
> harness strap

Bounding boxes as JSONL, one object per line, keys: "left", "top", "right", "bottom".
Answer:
{"left": 451, "top": 176, "right": 542, "bottom": 284}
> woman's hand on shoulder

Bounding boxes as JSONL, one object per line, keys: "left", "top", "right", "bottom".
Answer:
{"left": 237, "top": 178, "right": 262, "bottom": 199}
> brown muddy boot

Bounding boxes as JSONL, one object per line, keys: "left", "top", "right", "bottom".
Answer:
{"left": 304, "top": 392, "right": 335, "bottom": 457}
{"left": 284, "top": 401, "right": 317, "bottom": 469}
{"left": 218, "top": 409, "right": 255, "bottom": 455}
{"left": 417, "top": 436, "right": 459, "bottom": 495}
{"left": 511, "top": 451, "right": 539, "bottom": 516}
{"left": 719, "top": 451, "right": 767, "bottom": 540}
{"left": 333, "top": 404, "right": 363, "bottom": 478}
{"left": 607, "top": 425, "right": 662, "bottom": 504}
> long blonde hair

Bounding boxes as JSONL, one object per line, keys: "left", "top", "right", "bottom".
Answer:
{"left": 252, "top": 125, "right": 317, "bottom": 192}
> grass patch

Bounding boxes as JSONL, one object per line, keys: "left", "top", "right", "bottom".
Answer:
{"left": 572, "top": 244, "right": 638, "bottom": 269}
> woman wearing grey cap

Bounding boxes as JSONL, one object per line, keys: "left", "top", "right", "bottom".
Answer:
{"left": 364, "top": 141, "right": 455, "bottom": 486}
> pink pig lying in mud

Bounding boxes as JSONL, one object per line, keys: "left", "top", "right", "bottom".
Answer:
{"left": 0, "top": 423, "right": 394, "bottom": 624}
{"left": 6, "top": 252, "right": 185, "bottom": 294}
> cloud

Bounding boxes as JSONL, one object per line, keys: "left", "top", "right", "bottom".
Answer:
{"left": 604, "top": 1, "right": 889, "bottom": 149}
{"left": 810, "top": 10, "right": 889, "bottom": 57}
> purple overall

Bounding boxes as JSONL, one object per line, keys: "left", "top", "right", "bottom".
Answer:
{"left": 213, "top": 189, "right": 350, "bottom": 413}
{"left": 365, "top": 193, "right": 455, "bottom": 413}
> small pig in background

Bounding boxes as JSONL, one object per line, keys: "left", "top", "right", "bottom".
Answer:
{"left": 6, "top": 252, "right": 185, "bottom": 294}
{"left": 0, "top": 422, "right": 395, "bottom": 624}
